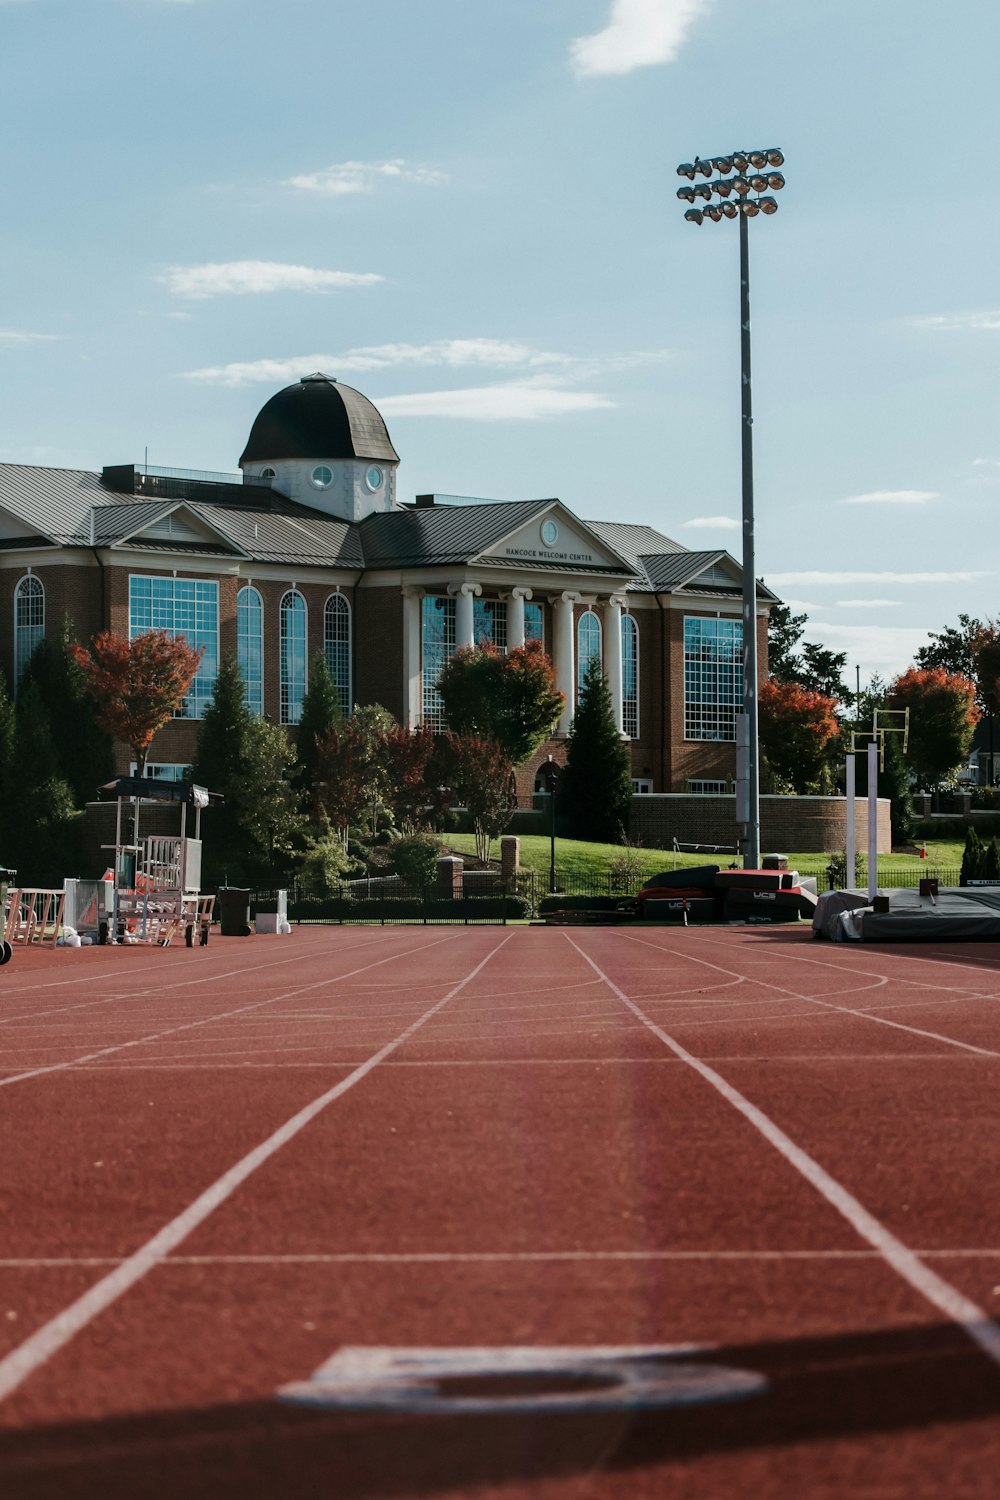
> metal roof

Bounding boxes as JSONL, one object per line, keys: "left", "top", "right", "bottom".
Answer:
{"left": 0, "top": 464, "right": 777, "bottom": 601}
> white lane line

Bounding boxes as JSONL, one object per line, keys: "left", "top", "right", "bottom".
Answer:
{"left": 613, "top": 931, "right": 1000, "bottom": 1058}
{"left": 0, "top": 931, "right": 513, "bottom": 1406}
{"left": 0, "top": 932, "right": 392, "bottom": 1027}
{"left": 683, "top": 927, "right": 1000, "bottom": 997}
{"left": 0, "top": 933, "right": 459, "bottom": 1090}
{"left": 4, "top": 1246, "right": 1000, "bottom": 1268}
{"left": 0, "top": 1051, "right": 982, "bottom": 1076}
{"left": 564, "top": 932, "right": 1000, "bottom": 1372}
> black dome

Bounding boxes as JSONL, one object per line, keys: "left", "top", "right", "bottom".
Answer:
{"left": 240, "top": 374, "right": 399, "bottom": 466}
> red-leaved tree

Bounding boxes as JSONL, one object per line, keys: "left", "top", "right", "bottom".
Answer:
{"left": 437, "top": 640, "right": 564, "bottom": 765}
{"left": 382, "top": 725, "right": 435, "bottom": 831}
{"left": 889, "top": 667, "right": 980, "bottom": 788}
{"left": 312, "top": 723, "right": 370, "bottom": 836}
{"left": 758, "top": 678, "right": 841, "bottom": 793}
{"left": 72, "top": 630, "right": 204, "bottom": 777}
{"left": 444, "top": 732, "right": 517, "bottom": 863}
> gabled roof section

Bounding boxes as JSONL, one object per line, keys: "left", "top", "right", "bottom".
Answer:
{"left": 359, "top": 498, "right": 554, "bottom": 569}
{"left": 358, "top": 498, "right": 636, "bottom": 574}
{"left": 110, "top": 500, "right": 247, "bottom": 556}
{"left": 0, "top": 465, "right": 127, "bottom": 546}
{"left": 585, "top": 519, "right": 687, "bottom": 571}
{"left": 633, "top": 547, "right": 779, "bottom": 600}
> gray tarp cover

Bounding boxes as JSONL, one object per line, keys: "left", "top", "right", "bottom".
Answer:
{"left": 815, "top": 887, "right": 1000, "bottom": 943}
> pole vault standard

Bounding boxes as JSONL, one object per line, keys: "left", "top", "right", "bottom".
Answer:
{"left": 676, "top": 146, "right": 785, "bottom": 869}
{"left": 845, "top": 708, "right": 910, "bottom": 899}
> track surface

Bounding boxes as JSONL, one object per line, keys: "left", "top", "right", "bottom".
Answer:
{"left": 1, "top": 923, "right": 1000, "bottom": 1498}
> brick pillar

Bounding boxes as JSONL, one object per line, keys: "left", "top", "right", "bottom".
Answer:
{"left": 436, "top": 856, "right": 463, "bottom": 900}
{"left": 500, "top": 836, "right": 519, "bottom": 881}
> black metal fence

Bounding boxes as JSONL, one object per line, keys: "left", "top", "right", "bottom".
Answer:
{"left": 249, "top": 863, "right": 964, "bottom": 925}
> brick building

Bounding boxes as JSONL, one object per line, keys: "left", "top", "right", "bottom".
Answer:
{"left": 0, "top": 374, "right": 775, "bottom": 798}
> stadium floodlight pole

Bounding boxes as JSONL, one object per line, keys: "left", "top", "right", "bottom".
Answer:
{"left": 676, "top": 147, "right": 784, "bottom": 870}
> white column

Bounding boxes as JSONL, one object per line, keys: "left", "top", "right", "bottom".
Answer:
{"left": 402, "top": 588, "right": 422, "bottom": 728}
{"left": 867, "top": 739, "right": 879, "bottom": 901}
{"left": 845, "top": 754, "right": 856, "bottom": 889}
{"left": 450, "top": 582, "right": 480, "bottom": 650}
{"left": 603, "top": 594, "right": 625, "bottom": 735}
{"left": 508, "top": 586, "right": 532, "bottom": 649}
{"left": 552, "top": 592, "right": 580, "bottom": 735}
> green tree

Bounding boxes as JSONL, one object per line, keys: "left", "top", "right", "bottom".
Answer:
{"left": 192, "top": 654, "right": 301, "bottom": 885}
{"left": 20, "top": 619, "right": 114, "bottom": 804}
{"left": 0, "top": 669, "right": 15, "bottom": 813}
{"left": 294, "top": 651, "right": 343, "bottom": 796}
{"left": 5, "top": 681, "right": 79, "bottom": 886}
{"left": 797, "top": 641, "right": 850, "bottom": 704}
{"left": 350, "top": 703, "right": 398, "bottom": 832}
{"left": 437, "top": 641, "right": 563, "bottom": 764}
{"left": 916, "top": 614, "right": 981, "bottom": 681}
{"left": 889, "top": 667, "right": 979, "bottom": 788}
{"left": 766, "top": 601, "right": 808, "bottom": 682}
{"left": 961, "top": 825, "right": 986, "bottom": 885}
{"left": 560, "top": 658, "right": 632, "bottom": 842}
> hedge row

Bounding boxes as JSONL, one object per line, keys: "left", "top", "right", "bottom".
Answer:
{"left": 288, "top": 895, "right": 533, "bottom": 921}
{"left": 537, "top": 895, "right": 636, "bottom": 914}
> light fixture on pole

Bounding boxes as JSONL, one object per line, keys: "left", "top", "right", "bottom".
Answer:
{"left": 674, "top": 145, "right": 786, "bottom": 870}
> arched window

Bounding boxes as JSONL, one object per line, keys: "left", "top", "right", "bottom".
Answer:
{"left": 237, "top": 586, "right": 264, "bottom": 717}
{"left": 621, "top": 614, "right": 639, "bottom": 739}
{"left": 324, "top": 593, "right": 352, "bottom": 717}
{"left": 577, "top": 609, "right": 602, "bottom": 695}
{"left": 280, "top": 589, "right": 307, "bottom": 724}
{"left": 14, "top": 574, "right": 44, "bottom": 688}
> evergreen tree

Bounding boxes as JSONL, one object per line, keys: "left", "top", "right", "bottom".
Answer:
{"left": 192, "top": 654, "right": 302, "bottom": 885}
{"left": 960, "top": 825, "right": 986, "bottom": 885}
{"left": 560, "top": 658, "right": 632, "bottom": 842}
{"left": 6, "top": 681, "right": 79, "bottom": 885}
{"left": 293, "top": 651, "right": 343, "bottom": 795}
{"left": 0, "top": 669, "right": 15, "bottom": 813}
{"left": 19, "top": 619, "right": 114, "bottom": 804}
{"left": 879, "top": 730, "right": 914, "bottom": 847}
{"left": 984, "top": 838, "right": 1000, "bottom": 881}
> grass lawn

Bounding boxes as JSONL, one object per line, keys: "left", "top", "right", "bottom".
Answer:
{"left": 443, "top": 833, "right": 965, "bottom": 884}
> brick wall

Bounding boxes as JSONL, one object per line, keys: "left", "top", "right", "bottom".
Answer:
{"left": 356, "top": 586, "right": 404, "bottom": 720}
{"left": 630, "top": 794, "right": 891, "bottom": 854}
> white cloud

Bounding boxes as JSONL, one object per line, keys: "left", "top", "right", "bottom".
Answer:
{"left": 839, "top": 489, "right": 937, "bottom": 506}
{"left": 908, "top": 311, "right": 1000, "bottom": 332}
{"left": 682, "top": 515, "right": 737, "bottom": 529}
{"left": 374, "top": 384, "right": 614, "bottom": 421}
{"left": 768, "top": 570, "right": 988, "bottom": 585}
{"left": 835, "top": 599, "right": 901, "bottom": 609}
{"left": 181, "top": 339, "right": 665, "bottom": 387}
{"left": 570, "top": 0, "right": 710, "bottom": 77}
{"left": 781, "top": 600, "right": 824, "bottom": 612}
{"left": 287, "top": 160, "right": 448, "bottom": 196}
{"left": 160, "top": 261, "right": 383, "bottom": 299}
{"left": 798, "top": 622, "right": 935, "bottom": 681}
{"left": 0, "top": 329, "right": 63, "bottom": 345}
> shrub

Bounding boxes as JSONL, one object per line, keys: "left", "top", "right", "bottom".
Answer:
{"left": 390, "top": 832, "right": 442, "bottom": 887}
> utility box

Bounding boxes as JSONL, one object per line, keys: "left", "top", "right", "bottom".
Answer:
{"left": 218, "top": 887, "right": 251, "bottom": 937}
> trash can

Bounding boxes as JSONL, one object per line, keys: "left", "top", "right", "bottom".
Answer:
{"left": 218, "top": 887, "right": 251, "bottom": 937}
{"left": 0, "top": 868, "right": 16, "bottom": 965}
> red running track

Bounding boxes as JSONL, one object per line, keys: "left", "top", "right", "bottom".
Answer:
{"left": 1, "top": 923, "right": 1000, "bottom": 1498}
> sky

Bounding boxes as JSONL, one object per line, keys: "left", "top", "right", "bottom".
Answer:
{"left": 1, "top": 0, "right": 998, "bottom": 686}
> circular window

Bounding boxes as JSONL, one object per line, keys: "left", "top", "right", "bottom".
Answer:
{"left": 311, "top": 465, "right": 334, "bottom": 489}
{"left": 366, "top": 465, "right": 384, "bottom": 491}
{"left": 541, "top": 519, "right": 559, "bottom": 547}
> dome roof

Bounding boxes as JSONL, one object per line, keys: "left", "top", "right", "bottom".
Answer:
{"left": 239, "top": 374, "right": 399, "bottom": 466}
